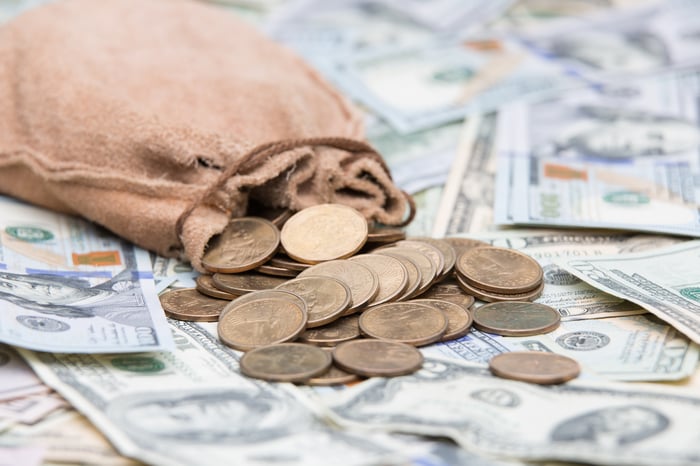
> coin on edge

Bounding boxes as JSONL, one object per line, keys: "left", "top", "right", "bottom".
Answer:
{"left": 195, "top": 275, "right": 239, "bottom": 300}
{"left": 280, "top": 204, "right": 368, "bottom": 264}
{"left": 489, "top": 352, "right": 580, "bottom": 385}
{"left": 359, "top": 302, "right": 448, "bottom": 346}
{"left": 159, "top": 288, "right": 228, "bottom": 322}
{"left": 202, "top": 217, "right": 280, "bottom": 273}
{"left": 412, "top": 299, "right": 473, "bottom": 341}
{"left": 276, "top": 276, "right": 352, "bottom": 327}
{"left": 473, "top": 302, "right": 560, "bottom": 337}
{"left": 411, "top": 237, "right": 456, "bottom": 278}
{"left": 376, "top": 247, "right": 435, "bottom": 297}
{"left": 333, "top": 339, "right": 424, "bottom": 377}
{"left": 298, "top": 260, "right": 379, "bottom": 313}
{"left": 240, "top": 343, "right": 332, "bottom": 383}
{"left": 349, "top": 254, "right": 408, "bottom": 306}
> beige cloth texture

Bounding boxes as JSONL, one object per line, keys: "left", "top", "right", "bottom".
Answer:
{"left": 0, "top": 0, "right": 409, "bottom": 271}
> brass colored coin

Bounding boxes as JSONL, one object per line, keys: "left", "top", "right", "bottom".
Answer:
{"left": 412, "top": 299, "right": 473, "bottom": 341}
{"left": 202, "top": 217, "right": 280, "bottom": 273}
{"left": 376, "top": 247, "right": 436, "bottom": 296}
{"left": 195, "top": 274, "right": 239, "bottom": 300}
{"left": 374, "top": 252, "right": 422, "bottom": 301}
{"left": 217, "top": 291, "right": 307, "bottom": 351}
{"left": 268, "top": 253, "right": 311, "bottom": 271}
{"left": 255, "top": 263, "right": 298, "bottom": 278}
{"left": 218, "top": 289, "right": 306, "bottom": 321}
{"left": 456, "top": 246, "right": 543, "bottom": 294}
{"left": 359, "top": 302, "right": 448, "bottom": 346}
{"left": 332, "top": 339, "right": 423, "bottom": 377}
{"left": 456, "top": 274, "right": 544, "bottom": 303}
{"left": 299, "top": 315, "right": 360, "bottom": 346}
{"left": 411, "top": 237, "right": 456, "bottom": 278}
{"left": 306, "top": 348, "right": 361, "bottom": 386}
{"left": 276, "top": 276, "right": 352, "bottom": 327}
{"left": 159, "top": 288, "right": 228, "bottom": 322}
{"left": 280, "top": 204, "right": 368, "bottom": 264}
{"left": 240, "top": 343, "right": 332, "bottom": 383}
{"left": 212, "top": 272, "right": 288, "bottom": 295}
{"left": 420, "top": 277, "right": 475, "bottom": 310}
{"left": 444, "top": 237, "right": 489, "bottom": 259}
{"left": 298, "top": 260, "right": 379, "bottom": 313}
{"left": 366, "top": 227, "right": 406, "bottom": 244}
{"left": 473, "top": 301, "right": 560, "bottom": 336}
{"left": 489, "top": 352, "right": 580, "bottom": 385}
{"left": 349, "top": 254, "right": 408, "bottom": 306}
{"left": 391, "top": 240, "right": 445, "bottom": 282}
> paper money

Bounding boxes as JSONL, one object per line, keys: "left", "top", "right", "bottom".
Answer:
{"left": 494, "top": 71, "right": 700, "bottom": 236}
{"left": 557, "top": 240, "right": 700, "bottom": 345}
{"left": 0, "top": 196, "right": 173, "bottom": 353}
{"left": 323, "top": 357, "right": 700, "bottom": 466}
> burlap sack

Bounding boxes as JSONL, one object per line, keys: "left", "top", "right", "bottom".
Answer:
{"left": 0, "top": 0, "right": 411, "bottom": 271}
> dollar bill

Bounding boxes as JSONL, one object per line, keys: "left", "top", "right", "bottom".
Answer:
{"left": 323, "top": 357, "right": 700, "bottom": 466}
{"left": 556, "top": 240, "right": 700, "bottom": 345}
{"left": 494, "top": 70, "right": 700, "bottom": 236}
{"left": 0, "top": 196, "right": 173, "bottom": 353}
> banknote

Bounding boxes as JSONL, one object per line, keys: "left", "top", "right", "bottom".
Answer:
{"left": 0, "top": 196, "right": 173, "bottom": 353}
{"left": 556, "top": 240, "right": 700, "bottom": 345}
{"left": 0, "top": 345, "right": 45, "bottom": 402}
{"left": 323, "top": 357, "right": 700, "bottom": 466}
{"left": 382, "top": 0, "right": 513, "bottom": 33}
{"left": 494, "top": 70, "right": 700, "bottom": 236}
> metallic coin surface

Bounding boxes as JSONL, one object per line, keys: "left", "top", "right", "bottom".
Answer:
{"left": 268, "top": 253, "right": 311, "bottom": 271}
{"left": 240, "top": 343, "right": 331, "bottom": 382}
{"left": 202, "top": 217, "right": 280, "bottom": 273}
{"left": 298, "top": 260, "right": 379, "bottom": 313}
{"left": 212, "top": 272, "right": 288, "bottom": 295}
{"left": 159, "top": 288, "right": 228, "bottom": 322}
{"left": 349, "top": 254, "right": 408, "bottom": 306}
{"left": 306, "top": 348, "right": 361, "bottom": 386}
{"left": 217, "top": 292, "right": 307, "bottom": 351}
{"left": 443, "top": 237, "right": 489, "bottom": 259}
{"left": 255, "top": 263, "right": 298, "bottom": 278}
{"left": 489, "top": 352, "right": 580, "bottom": 385}
{"left": 376, "top": 247, "right": 435, "bottom": 297}
{"left": 374, "top": 252, "right": 421, "bottom": 301}
{"left": 456, "top": 275, "right": 545, "bottom": 303}
{"left": 420, "top": 277, "right": 475, "bottom": 310}
{"left": 366, "top": 227, "right": 406, "bottom": 244}
{"left": 456, "top": 246, "right": 543, "bottom": 294}
{"left": 412, "top": 299, "right": 473, "bottom": 341}
{"left": 359, "top": 302, "right": 448, "bottom": 346}
{"left": 411, "top": 237, "right": 456, "bottom": 278}
{"left": 390, "top": 240, "right": 445, "bottom": 282}
{"left": 473, "top": 301, "right": 560, "bottom": 336}
{"left": 218, "top": 289, "right": 306, "bottom": 321}
{"left": 280, "top": 204, "right": 368, "bottom": 264}
{"left": 195, "top": 274, "right": 239, "bottom": 300}
{"left": 332, "top": 339, "right": 424, "bottom": 377}
{"left": 276, "top": 276, "right": 352, "bottom": 327}
{"left": 299, "top": 315, "right": 360, "bottom": 346}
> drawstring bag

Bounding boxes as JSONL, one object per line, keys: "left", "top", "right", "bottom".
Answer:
{"left": 0, "top": 0, "right": 411, "bottom": 271}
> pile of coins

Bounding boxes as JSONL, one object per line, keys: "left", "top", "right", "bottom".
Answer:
{"left": 159, "top": 203, "right": 577, "bottom": 386}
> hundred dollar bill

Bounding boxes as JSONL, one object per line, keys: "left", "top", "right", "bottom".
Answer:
{"left": 18, "top": 320, "right": 433, "bottom": 466}
{"left": 494, "top": 71, "right": 700, "bottom": 236}
{"left": 322, "top": 357, "right": 700, "bottom": 466}
{"left": 556, "top": 240, "right": 700, "bottom": 345}
{"left": 0, "top": 196, "right": 173, "bottom": 353}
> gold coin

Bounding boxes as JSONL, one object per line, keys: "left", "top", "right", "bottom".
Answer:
{"left": 306, "top": 348, "right": 361, "bottom": 386}
{"left": 366, "top": 226, "right": 406, "bottom": 244}
{"left": 240, "top": 343, "right": 331, "bottom": 383}
{"left": 412, "top": 299, "right": 473, "bottom": 341}
{"left": 275, "top": 276, "right": 351, "bottom": 327}
{"left": 420, "top": 277, "right": 475, "bottom": 310}
{"left": 255, "top": 263, "right": 299, "bottom": 278}
{"left": 473, "top": 301, "right": 560, "bottom": 336}
{"left": 298, "top": 260, "right": 379, "bottom": 314}
{"left": 373, "top": 252, "right": 422, "bottom": 301}
{"left": 411, "top": 237, "right": 456, "bottom": 278}
{"left": 443, "top": 237, "right": 489, "bottom": 259}
{"left": 359, "top": 302, "right": 448, "bottom": 346}
{"left": 268, "top": 253, "right": 311, "bottom": 271}
{"left": 195, "top": 275, "right": 238, "bottom": 300}
{"left": 456, "top": 246, "right": 543, "bottom": 294}
{"left": 202, "top": 217, "right": 280, "bottom": 273}
{"left": 349, "top": 254, "right": 408, "bottom": 306}
{"left": 332, "top": 339, "right": 423, "bottom": 377}
{"left": 391, "top": 240, "right": 445, "bottom": 282}
{"left": 217, "top": 290, "right": 307, "bottom": 351}
{"left": 456, "top": 274, "right": 544, "bottom": 303}
{"left": 489, "top": 352, "right": 580, "bottom": 385}
{"left": 159, "top": 288, "right": 228, "bottom": 322}
{"left": 299, "top": 315, "right": 360, "bottom": 346}
{"left": 212, "top": 272, "right": 288, "bottom": 295}
{"left": 376, "top": 247, "right": 435, "bottom": 297}
{"left": 280, "top": 204, "right": 368, "bottom": 264}
{"left": 218, "top": 289, "right": 306, "bottom": 321}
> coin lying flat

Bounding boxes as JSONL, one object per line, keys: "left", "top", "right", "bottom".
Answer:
{"left": 456, "top": 246, "right": 543, "bottom": 294}
{"left": 195, "top": 274, "right": 238, "bottom": 300}
{"left": 359, "top": 302, "right": 448, "bottom": 346}
{"left": 420, "top": 277, "right": 475, "bottom": 310}
{"left": 159, "top": 288, "right": 229, "bottom": 322}
{"left": 217, "top": 291, "right": 307, "bottom": 351}
{"left": 298, "top": 260, "right": 379, "bottom": 313}
{"left": 298, "top": 315, "right": 360, "bottom": 346}
{"left": 349, "top": 254, "right": 408, "bottom": 306}
{"left": 489, "top": 352, "right": 580, "bottom": 385}
{"left": 412, "top": 299, "right": 473, "bottom": 341}
{"left": 456, "top": 274, "right": 544, "bottom": 303}
{"left": 255, "top": 263, "right": 298, "bottom": 278}
{"left": 212, "top": 272, "right": 288, "bottom": 295}
{"left": 240, "top": 343, "right": 332, "bottom": 382}
{"left": 275, "top": 276, "right": 351, "bottom": 327}
{"left": 306, "top": 348, "right": 361, "bottom": 386}
{"left": 332, "top": 339, "right": 424, "bottom": 377}
{"left": 268, "top": 253, "right": 311, "bottom": 271}
{"left": 473, "top": 301, "right": 560, "bottom": 336}
{"left": 280, "top": 204, "right": 368, "bottom": 264}
{"left": 202, "top": 217, "right": 280, "bottom": 273}
{"left": 218, "top": 289, "right": 306, "bottom": 321}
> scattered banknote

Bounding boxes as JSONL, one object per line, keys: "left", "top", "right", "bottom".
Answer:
{"left": 0, "top": 196, "right": 173, "bottom": 353}
{"left": 322, "top": 357, "right": 700, "bottom": 466}
{"left": 556, "top": 240, "right": 700, "bottom": 345}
